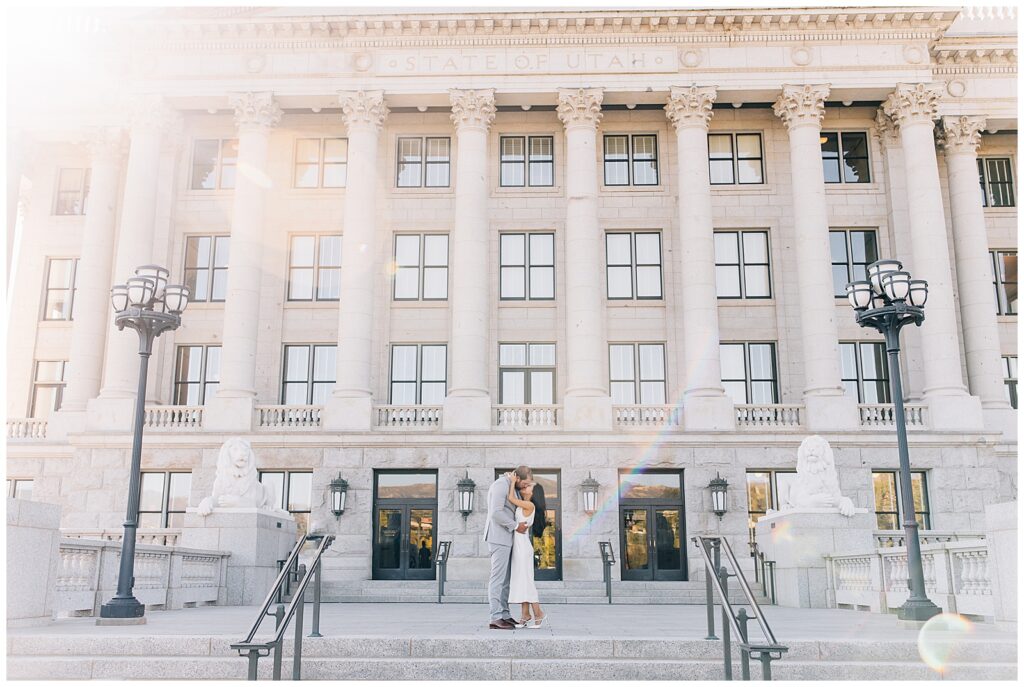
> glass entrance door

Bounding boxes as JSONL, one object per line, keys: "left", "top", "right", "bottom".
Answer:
{"left": 373, "top": 471, "right": 438, "bottom": 580}
{"left": 618, "top": 471, "right": 686, "bottom": 581}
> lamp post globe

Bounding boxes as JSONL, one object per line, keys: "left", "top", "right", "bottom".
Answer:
{"left": 99, "top": 266, "right": 189, "bottom": 622}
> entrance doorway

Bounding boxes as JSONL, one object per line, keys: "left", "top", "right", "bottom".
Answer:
{"left": 618, "top": 470, "right": 686, "bottom": 581}
{"left": 494, "top": 469, "right": 562, "bottom": 581}
{"left": 372, "top": 470, "right": 438, "bottom": 580}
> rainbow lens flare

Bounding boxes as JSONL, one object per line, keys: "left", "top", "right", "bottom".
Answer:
{"left": 917, "top": 613, "right": 973, "bottom": 673}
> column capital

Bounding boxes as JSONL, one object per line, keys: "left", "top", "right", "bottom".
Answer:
{"left": 229, "top": 92, "right": 283, "bottom": 133}
{"left": 773, "top": 84, "right": 830, "bottom": 130}
{"left": 665, "top": 85, "right": 717, "bottom": 130}
{"left": 338, "top": 90, "right": 389, "bottom": 132}
{"left": 873, "top": 108, "right": 901, "bottom": 149}
{"left": 449, "top": 89, "right": 496, "bottom": 131}
{"left": 124, "top": 94, "right": 181, "bottom": 136}
{"left": 882, "top": 83, "right": 943, "bottom": 129}
{"left": 556, "top": 87, "right": 603, "bottom": 129}
{"left": 84, "top": 127, "right": 127, "bottom": 165}
{"left": 938, "top": 115, "right": 987, "bottom": 155}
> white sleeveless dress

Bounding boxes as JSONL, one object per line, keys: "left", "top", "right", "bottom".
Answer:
{"left": 507, "top": 506, "right": 539, "bottom": 604}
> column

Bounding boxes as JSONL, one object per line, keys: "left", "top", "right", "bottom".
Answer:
{"left": 939, "top": 114, "right": 1013, "bottom": 435}
{"left": 205, "top": 92, "right": 283, "bottom": 431}
{"left": 54, "top": 128, "right": 126, "bottom": 430}
{"left": 442, "top": 89, "right": 496, "bottom": 431}
{"left": 665, "top": 85, "right": 735, "bottom": 430}
{"left": 881, "top": 84, "right": 983, "bottom": 430}
{"left": 323, "top": 91, "right": 388, "bottom": 431}
{"left": 89, "top": 97, "right": 178, "bottom": 430}
{"left": 557, "top": 88, "right": 612, "bottom": 431}
{"left": 773, "top": 84, "right": 858, "bottom": 430}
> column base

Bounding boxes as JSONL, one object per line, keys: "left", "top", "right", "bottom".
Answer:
{"left": 85, "top": 396, "right": 136, "bottom": 433}
{"left": 982, "top": 405, "right": 1017, "bottom": 441}
{"left": 682, "top": 394, "right": 735, "bottom": 431}
{"left": 562, "top": 394, "right": 613, "bottom": 432}
{"left": 925, "top": 392, "right": 984, "bottom": 431}
{"left": 323, "top": 395, "right": 373, "bottom": 432}
{"left": 442, "top": 395, "right": 491, "bottom": 432}
{"left": 803, "top": 394, "right": 859, "bottom": 431}
{"left": 204, "top": 395, "right": 256, "bottom": 432}
{"left": 896, "top": 598, "right": 943, "bottom": 623}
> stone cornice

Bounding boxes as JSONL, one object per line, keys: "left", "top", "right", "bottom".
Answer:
{"left": 937, "top": 115, "right": 987, "bottom": 154}
{"left": 665, "top": 85, "right": 717, "bottom": 130}
{"left": 229, "top": 92, "right": 283, "bottom": 132}
{"left": 882, "top": 82, "right": 943, "bottom": 128}
{"left": 338, "top": 90, "right": 389, "bottom": 131}
{"left": 773, "top": 84, "right": 830, "bottom": 130}
{"left": 556, "top": 88, "right": 603, "bottom": 129}
{"left": 449, "top": 89, "right": 496, "bottom": 131}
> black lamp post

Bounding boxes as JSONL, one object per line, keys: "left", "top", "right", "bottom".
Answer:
{"left": 100, "top": 265, "right": 189, "bottom": 621}
{"left": 329, "top": 474, "right": 349, "bottom": 517}
{"left": 845, "top": 259, "right": 940, "bottom": 623}
{"left": 456, "top": 472, "right": 476, "bottom": 518}
{"left": 707, "top": 473, "right": 729, "bottom": 520}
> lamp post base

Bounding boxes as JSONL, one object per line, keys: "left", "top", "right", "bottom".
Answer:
{"left": 99, "top": 596, "right": 146, "bottom": 620}
{"left": 896, "top": 598, "right": 942, "bottom": 623}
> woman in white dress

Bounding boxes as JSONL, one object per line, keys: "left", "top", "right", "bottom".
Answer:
{"left": 504, "top": 472, "right": 546, "bottom": 628}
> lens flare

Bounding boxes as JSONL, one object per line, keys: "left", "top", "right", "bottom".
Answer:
{"left": 917, "top": 613, "right": 973, "bottom": 673}
{"left": 770, "top": 520, "right": 794, "bottom": 543}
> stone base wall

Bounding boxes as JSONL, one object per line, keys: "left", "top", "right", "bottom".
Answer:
{"left": 6, "top": 498, "right": 61, "bottom": 627}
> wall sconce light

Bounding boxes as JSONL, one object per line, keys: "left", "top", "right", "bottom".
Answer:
{"left": 581, "top": 472, "right": 601, "bottom": 515}
{"left": 329, "top": 473, "right": 349, "bottom": 517}
{"left": 456, "top": 471, "right": 476, "bottom": 518}
{"left": 708, "top": 472, "right": 729, "bottom": 520}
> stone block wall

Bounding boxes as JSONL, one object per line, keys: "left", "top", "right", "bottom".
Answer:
{"left": 6, "top": 498, "right": 61, "bottom": 627}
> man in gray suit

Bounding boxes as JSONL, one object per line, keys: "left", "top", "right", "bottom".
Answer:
{"left": 483, "top": 465, "right": 531, "bottom": 629}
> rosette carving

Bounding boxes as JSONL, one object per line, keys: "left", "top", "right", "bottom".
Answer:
{"left": 665, "top": 85, "right": 717, "bottom": 130}
{"left": 338, "top": 90, "right": 389, "bottom": 132}
{"left": 937, "top": 115, "right": 987, "bottom": 155}
{"left": 773, "top": 84, "right": 830, "bottom": 130}
{"left": 556, "top": 88, "right": 603, "bottom": 129}
{"left": 229, "top": 92, "right": 283, "bottom": 133}
{"left": 882, "top": 83, "right": 943, "bottom": 128}
{"left": 449, "top": 89, "right": 496, "bottom": 131}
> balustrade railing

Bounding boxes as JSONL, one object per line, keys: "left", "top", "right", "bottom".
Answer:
{"left": 144, "top": 405, "right": 203, "bottom": 430}
{"left": 494, "top": 405, "right": 560, "bottom": 428}
{"left": 874, "top": 530, "right": 984, "bottom": 548}
{"left": 62, "top": 528, "right": 182, "bottom": 547}
{"left": 858, "top": 403, "right": 927, "bottom": 428}
{"left": 7, "top": 418, "right": 48, "bottom": 439}
{"left": 375, "top": 405, "right": 442, "bottom": 428}
{"left": 735, "top": 404, "right": 803, "bottom": 428}
{"left": 613, "top": 405, "right": 682, "bottom": 429}
{"left": 255, "top": 405, "right": 322, "bottom": 429}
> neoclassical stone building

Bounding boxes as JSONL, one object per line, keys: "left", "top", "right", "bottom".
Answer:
{"left": 6, "top": 6, "right": 1018, "bottom": 590}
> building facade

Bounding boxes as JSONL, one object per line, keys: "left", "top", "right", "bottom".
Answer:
{"left": 5, "top": 6, "right": 1018, "bottom": 588}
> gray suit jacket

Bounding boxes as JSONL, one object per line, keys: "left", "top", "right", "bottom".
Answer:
{"left": 482, "top": 476, "right": 518, "bottom": 546}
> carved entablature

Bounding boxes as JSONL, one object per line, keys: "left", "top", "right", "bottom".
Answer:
{"left": 229, "top": 92, "right": 283, "bottom": 133}
{"left": 772, "top": 84, "right": 830, "bottom": 130}
{"left": 556, "top": 88, "right": 603, "bottom": 129}
{"left": 937, "top": 115, "right": 987, "bottom": 155}
{"left": 665, "top": 85, "right": 717, "bottom": 130}
{"left": 338, "top": 90, "right": 389, "bottom": 132}
{"left": 85, "top": 127, "right": 127, "bottom": 165}
{"left": 449, "top": 89, "right": 496, "bottom": 131}
{"left": 882, "top": 82, "right": 943, "bottom": 128}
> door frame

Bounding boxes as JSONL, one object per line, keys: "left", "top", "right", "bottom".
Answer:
{"left": 617, "top": 469, "right": 687, "bottom": 582}
{"left": 371, "top": 469, "right": 438, "bottom": 581}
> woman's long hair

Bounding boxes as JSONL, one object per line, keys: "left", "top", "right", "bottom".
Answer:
{"left": 530, "top": 482, "right": 547, "bottom": 539}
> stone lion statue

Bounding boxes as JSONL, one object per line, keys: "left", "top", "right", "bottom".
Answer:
{"left": 781, "top": 435, "right": 856, "bottom": 517}
{"left": 196, "top": 437, "right": 287, "bottom": 516}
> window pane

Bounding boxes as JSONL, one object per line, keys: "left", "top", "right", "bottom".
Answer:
{"left": 284, "top": 346, "right": 310, "bottom": 382}
{"left": 313, "top": 346, "right": 336, "bottom": 382}
{"left": 605, "top": 135, "right": 628, "bottom": 158}
{"left": 635, "top": 234, "right": 661, "bottom": 265}
{"left": 639, "top": 344, "right": 665, "bottom": 380}
{"left": 35, "top": 361, "right": 65, "bottom": 382}
{"left": 395, "top": 235, "right": 420, "bottom": 267}
{"left": 501, "top": 234, "right": 525, "bottom": 266}
{"left": 502, "top": 136, "right": 525, "bottom": 159}
{"left": 529, "top": 234, "right": 554, "bottom": 265}
{"left": 499, "top": 344, "right": 527, "bottom": 366}
{"left": 291, "top": 236, "right": 315, "bottom": 267}
{"left": 618, "top": 472, "right": 681, "bottom": 500}
{"left": 744, "top": 266, "right": 770, "bottom": 297}
{"left": 639, "top": 381, "right": 666, "bottom": 405}
{"left": 860, "top": 343, "right": 886, "bottom": 380}
{"left": 186, "top": 236, "right": 212, "bottom": 269}
{"left": 501, "top": 162, "right": 524, "bottom": 187}
{"left": 319, "top": 235, "right": 342, "bottom": 267}
{"left": 191, "top": 140, "right": 219, "bottom": 189}
{"left": 289, "top": 268, "right": 314, "bottom": 300}
{"left": 423, "top": 235, "right": 448, "bottom": 266}
{"left": 529, "top": 267, "right": 554, "bottom": 299}
{"left": 324, "top": 138, "right": 347, "bottom": 163}
{"left": 501, "top": 266, "right": 526, "bottom": 298}
{"left": 841, "top": 133, "right": 870, "bottom": 183}
{"left": 749, "top": 344, "right": 775, "bottom": 380}
{"left": 530, "top": 371, "right": 553, "bottom": 404}
{"left": 720, "top": 344, "right": 746, "bottom": 379}
{"left": 391, "top": 382, "right": 416, "bottom": 405}
{"left": 606, "top": 234, "right": 632, "bottom": 265}
{"left": 391, "top": 346, "right": 417, "bottom": 382}
{"left": 872, "top": 472, "right": 898, "bottom": 521}
{"left": 421, "top": 346, "right": 446, "bottom": 381}
{"left": 724, "top": 379, "right": 749, "bottom": 403}
{"left": 851, "top": 231, "right": 878, "bottom": 264}
{"left": 167, "top": 473, "right": 192, "bottom": 512}
{"left": 609, "top": 345, "right": 635, "bottom": 381}
{"left": 607, "top": 266, "right": 633, "bottom": 298}
{"left": 288, "top": 473, "right": 313, "bottom": 512}
{"left": 176, "top": 346, "right": 204, "bottom": 383}
{"left": 742, "top": 232, "right": 768, "bottom": 266}
{"left": 750, "top": 381, "right": 776, "bottom": 404}
{"left": 397, "top": 138, "right": 422, "bottom": 187}
{"left": 260, "top": 473, "right": 286, "bottom": 510}
{"left": 736, "top": 134, "right": 762, "bottom": 159}
{"left": 737, "top": 159, "right": 763, "bottom": 184}
{"left": 501, "top": 371, "right": 525, "bottom": 404}
{"left": 636, "top": 266, "right": 662, "bottom": 298}
{"left": 709, "top": 159, "right": 734, "bottom": 185}
{"left": 139, "top": 473, "right": 166, "bottom": 512}
{"left": 708, "top": 134, "right": 733, "bottom": 159}
{"left": 377, "top": 472, "right": 438, "bottom": 499}
{"left": 611, "top": 381, "right": 636, "bottom": 404}
{"left": 205, "top": 347, "right": 221, "bottom": 382}
{"left": 839, "top": 343, "right": 858, "bottom": 381}
{"left": 529, "top": 343, "right": 556, "bottom": 366}
{"left": 716, "top": 266, "right": 742, "bottom": 298}
{"left": 605, "top": 160, "right": 628, "bottom": 185}
{"left": 715, "top": 232, "right": 739, "bottom": 263}
{"left": 529, "top": 161, "right": 552, "bottom": 186}
{"left": 829, "top": 231, "right": 848, "bottom": 263}
{"left": 394, "top": 268, "right": 419, "bottom": 299}
{"left": 746, "top": 472, "right": 771, "bottom": 516}
{"left": 422, "top": 267, "right": 448, "bottom": 299}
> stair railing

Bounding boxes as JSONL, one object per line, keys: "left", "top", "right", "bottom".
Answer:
{"left": 598, "top": 541, "right": 615, "bottom": 604}
{"left": 434, "top": 540, "right": 452, "bottom": 603}
{"left": 749, "top": 538, "right": 778, "bottom": 605}
{"left": 231, "top": 533, "right": 335, "bottom": 680}
{"left": 693, "top": 535, "right": 788, "bottom": 681}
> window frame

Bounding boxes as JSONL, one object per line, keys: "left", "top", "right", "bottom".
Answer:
{"left": 280, "top": 344, "right": 337, "bottom": 406}
{"left": 821, "top": 131, "right": 872, "bottom": 184}
{"left": 1003, "top": 355, "right": 1018, "bottom": 409}
{"left": 388, "top": 344, "right": 448, "bottom": 405}
{"left": 396, "top": 136, "right": 451, "bottom": 188}
{"left": 138, "top": 471, "right": 192, "bottom": 529}
{"left": 392, "top": 233, "right": 449, "bottom": 302}
{"left": 7, "top": 479, "right": 34, "bottom": 500}
{"left": 52, "top": 167, "right": 91, "bottom": 215}
{"left": 293, "top": 137, "right": 348, "bottom": 189}
{"left": 839, "top": 341, "right": 891, "bottom": 404}
{"left": 499, "top": 135, "right": 555, "bottom": 188}
{"left": 497, "top": 342, "right": 557, "bottom": 405}
{"left": 189, "top": 138, "right": 238, "bottom": 191}
{"left": 720, "top": 342, "right": 779, "bottom": 405}
{"left": 41, "top": 257, "right": 79, "bottom": 321}
{"left": 603, "top": 133, "right": 660, "bottom": 187}
{"left": 172, "top": 344, "right": 221, "bottom": 405}
{"left": 830, "top": 229, "right": 880, "bottom": 298}
{"left": 499, "top": 232, "right": 555, "bottom": 301}
{"left": 871, "top": 470, "right": 931, "bottom": 531}
{"left": 609, "top": 342, "right": 667, "bottom": 406}
{"left": 713, "top": 230, "right": 772, "bottom": 299}
{"left": 745, "top": 469, "right": 798, "bottom": 537}
{"left": 708, "top": 132, "right": 765, "bottom": 186}
{"left": 605, "top": 231, "right": 664, "bottom": 301}
{"left": 183, "top": 234, "right": 230, "bottom": 303}
{"left": 991, "top": 249, "right": 1017, "bottom": 316}
{"left": 286, "top": 233, "right": 342, "bottom": 302}
{"left": 259, "top": 470, "right": 314, "bottom": 537}
{"left": 978, "top": 157, "right": 1016, "bottom": 208}
{"left": 29, "top": 360, "right": 68, "bottom": 418}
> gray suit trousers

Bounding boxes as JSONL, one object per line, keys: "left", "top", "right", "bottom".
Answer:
{"left": 487, "top": 543, "right": 513, "bottom": 621}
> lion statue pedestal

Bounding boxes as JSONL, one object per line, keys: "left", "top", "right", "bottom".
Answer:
{"left": 753, "top": 436, "right": 874, "bottom": 609}
{"left": 180, "top": 438, "right": 298, "bottom": 606}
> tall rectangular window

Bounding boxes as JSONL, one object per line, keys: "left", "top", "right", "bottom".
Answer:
{"left": 606, "top": 232, "right": 663, "bottom": 300}
{"left": 978, "top": 157, "right": 1016, "bottom": 207}
{"left": 30, "top": 360, "right": 67, "bottom": 418}
{"left": 53, "top": 168, "right": 90, "bottom": 215}
{"left": 184, "top": 236, "right": 230, "bottom": 303}
{"left": 720, "top": 343, "right": 778, "bottom": 405}
{"left": 7, "top": 479, "right": 34, "bottom": 500}
{"left": 991, "top": 250, "right": 1017, "bottom": 315}
{"left": 714, "top": 231, "right": 771, "bottom": 298}
{"left": 708, "top": 133, "right": 764, "bottom": 185}
{"left": 603, "top": 134, "right": 659, "bottom": 186}
{"left": 821, "top": 132, "right": 871, "bottom": 183}
{"left": 260, "top": 471, "right": 313, "bottom": 537}
{"left": 293, "top": 137, "right": 348, "bottom": 188}
{"left": 190, "top": 139, "right": 238, "bottom": 190}
{"left": 389, "top": 344, "right": 447, "bottom": 405}
{"left": 499, "top": 343, "right": 556, "bottom": 404}
{"left": 281, "top": 345, "right": 336, "bottom": 405}
{"left": 397, "top": 137, "right": 450, "bottom": 188}
{"left": 609, "top": 343, "right": 667, "bottom": 405}
{"left": 41, "top": 257, "right": 78, "bottom": 320}
{"left": 829, "top": 229, "right": 879, "bottom": 297}
{"left": 288, "top": 234, "right": 342, "bottom": 301}
{"left": 139, "top": 472, "right": 192, "bottom": 528}
{"left": 839, "top": 342, "right": 891, "bottom": 403}
{"left": 393, "top": 234, "right": 448, "bottom": 301}
{"left": 872, "top": 470, "right": 930, "bottom": 530}
{"left": 173, "top": 345, "right": 221, "bottom": 405}
{"left": 746, "top": 470, "right": 798, "bottom": 537}
{"left": 499, "top": 135, "right": 555, "bottom": 187}
{"left": 1004, "top": 356, "right": 1018, "bottom": 409}
{"left": 499, "top": 233, "right": 554, "bottom": 300}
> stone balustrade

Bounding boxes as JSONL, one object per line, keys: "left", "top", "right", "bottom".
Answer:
{"left": 735, "top": 404, "right": 804, "bottom": 428}
{"left": 7, "top": 418, "right": 47, "bottom": 440}
{"left": 612, "top": 405, "right": 682, "bottom": 429}
{"left": 143, "top": 405, "right": 203, "bottom": 430}
{"left": 825, "top": 537, "right": 992, "bottom": 618}
{"left": 858, "top": 403, "right": 928, "bottom": 428}
{"left": 375, "top": 405, "right": 442, "bottom": 428}
{"left": 874, "top": 530, "right": 984, "bottom": 548}
{"left": 62, "top": 528, "right": 182, "bottom": 547}
{"left": 255, "top": 404, "right": 322, "bottom": 429}
{"left": 55, "top": 537, "right": 229, "bottom": 617}
{"left": 494, "top": 405, "right": 560, "bottom": 429}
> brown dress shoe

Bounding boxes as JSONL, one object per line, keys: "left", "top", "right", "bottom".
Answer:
{"left": 488, "top": 619, "right": 515, "bottom": 629}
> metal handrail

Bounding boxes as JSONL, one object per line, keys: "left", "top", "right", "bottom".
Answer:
{"left": 231, "top": 534, "right": 335, "bottom": 680}
{"left": 693, "top": 535, "right": 787, "bottom": 680}
{"left": 599, "top": 542, "right": 615, "bottom": 604}
{"left": 434, "top": 540, "right": 452, "bottom": 603}
{"left": 749, "top": 538, "right": 778, "bottom": 605}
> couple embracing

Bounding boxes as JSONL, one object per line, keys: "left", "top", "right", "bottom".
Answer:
{"left": 483, "top": 465, "right": 547, "bottom": 629}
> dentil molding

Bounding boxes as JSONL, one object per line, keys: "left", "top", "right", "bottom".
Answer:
{"left": 556, "top": 88, "right": 604, "bottom": 129}
{"left": 449, "top": 89, "right": 496, "bottom": 131}
{"left": 772, "top": 84, "right": 830, "bottom": 130}
{"left": 665, "top": 85, "right": 717, "bottom": 130}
